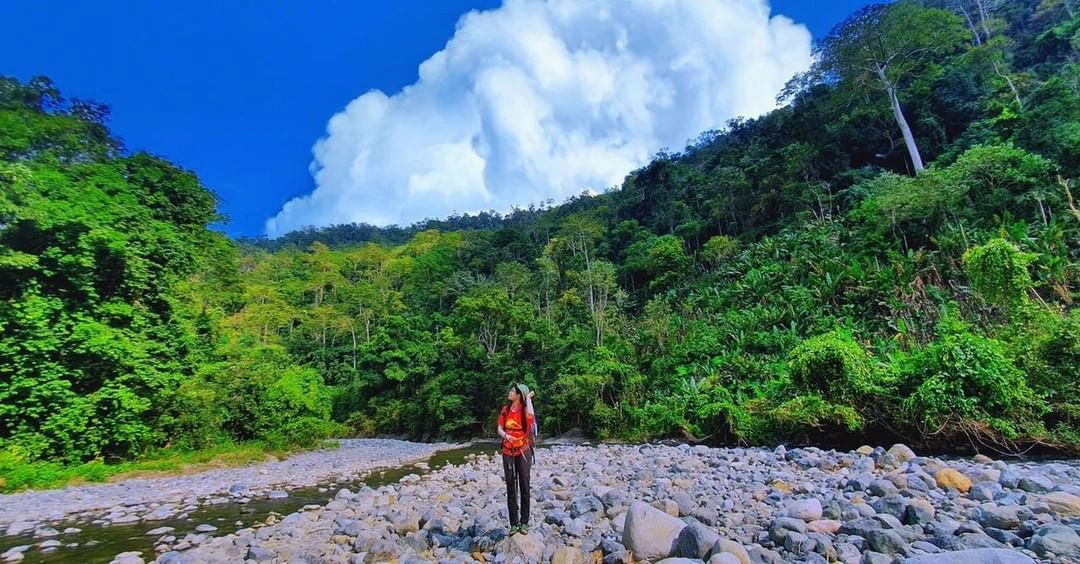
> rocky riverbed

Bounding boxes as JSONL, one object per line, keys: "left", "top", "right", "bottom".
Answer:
{"left": 133, "top": 442, "right": 1080, "bottom": 564}
{"left": 0, "top": 439, "right": 456, "bottom": 562}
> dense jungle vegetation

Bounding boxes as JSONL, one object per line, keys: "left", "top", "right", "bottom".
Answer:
{"left": 1, "top": 0, "right": 1078, "bottom": 488}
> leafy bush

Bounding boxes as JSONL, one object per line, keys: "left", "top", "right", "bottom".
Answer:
{"left": 788, "top": 330, "right": 882, "bottom": 404}
{"left": 730, "top": 395, "right": 862, "bottom": 445}
{"left": 1037, "top": 309, "right": 1080, "bottom": 402}
{"left": 263, "top": 417, "right": 345, "bottom": 449}
{"left": 165, "top": 345, "right": 335, "bottom": 446}
{"left": 897, "top": 318, "right": 1046, "bottom": 438}
{"left": 963, "top": 238, "right": 1036, "bottom": 310}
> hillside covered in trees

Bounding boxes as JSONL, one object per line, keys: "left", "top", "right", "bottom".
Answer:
{"left": 2, "top": 0, "right": 1079, "bottom": 481}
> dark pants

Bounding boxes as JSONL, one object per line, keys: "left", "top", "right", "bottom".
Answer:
{"left": 502, "top": 452, "right": 531, "bottom": 527}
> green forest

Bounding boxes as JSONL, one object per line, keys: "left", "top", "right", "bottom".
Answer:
{"left": 2, "top": 0, "right": 1079, "bottom": 488}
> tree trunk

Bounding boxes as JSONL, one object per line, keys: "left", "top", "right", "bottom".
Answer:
{"left": 350, "top": 324, "right": 357, "bottom": 369}
{"left": 879, "top": 67, "right": 925, "bottom": 173}
{"left": 580, "top": 235, "right": 601, "bottom": 348}
{"left": 992, "top": 60, "right": 1023, "bottom": 110}
{"left": 956, "top": 1, "right": 982, "bottom": 45}
{"left": 975, "top": 0, "right": 993, "bottom": 42}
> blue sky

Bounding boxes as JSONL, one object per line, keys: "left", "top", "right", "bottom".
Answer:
{"left": 2, "top": 1, "right": 870, "bottom": 238}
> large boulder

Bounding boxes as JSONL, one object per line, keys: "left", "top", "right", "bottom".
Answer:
{"left": 495, "top": 532, "right": 545, "bottom": 562}
{"left": 1028, "top": 524, "right": 1080, "bottom": 559}
{"left": 886, "top": 444, "right": 917, "bottom": 464}
{"left": 972, "top": 505, "right": 1022, "bottom": 530}
{"left": 676, "top": 522, "right": 720, "bottom": 559}
{"left": 710, "top": 540, "right": 750, "bottom": 564}
{"left": 1017, "top": 476, "right": 1054, "bottom": 494}
{"left": 1044, "top": 491, "right": 1080, "bottom": 518}
{"left": 622, "top": 501, "right": 687, "bottom": 561}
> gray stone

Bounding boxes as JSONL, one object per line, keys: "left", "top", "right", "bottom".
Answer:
{"left": 267, "top": 489, "right": 289, "bottom": 499}
{"left": 866, "top": 529, "right": 908, "bottom": 555}
{"left": 228, "top": 483, "right": 249, "bottom": 495}
{"left": 839, "top": 518, "right": 882, "bottom": 538}
{"left": 671, "top": 491, "right": 695, "bottom": 517}
{"left": 1, "top": 546, "right": 30, "bottom": 563}
{"left": 985, "top": 527, "right": 1024, "bottom": 547}
{"left": 900, "top": 548, "right": 1036, "bottom": 563}
{"left": 676, "top": 522, "right": 720, "bottom": 559}
{"left": 708, "top": 554, "right": 741, "bottom": 564}
{"left": 747, "top": 546, "right": 784, "bottom": 564}
{"left": 622, "top": 501, "right": 687, "bottom": 561}
{"left": 364, "top": 539, "right": 401, "bottom": 563}
{"left": 392, "top": 511, "right": 421, "bottom": 535}
{"left": 958, "top": 532, "right": 1007, "bottom": 549}
{"left": 868, "top": 480, "right": 898, "bottom": 497}
{"left": 887, "top": 444, "right": 916, "bottom": 464}
{"left": 156, "top": 552, "right": 188, "bottom": 564}
{"left": 973, "top": 505, "right": 1022, "bottom": 530}
{"left": 871, "top": 494, "right": 908, "bottom": 520}
{"left": 110, "top": 551, "right": 145, "bottom": 564}
{"left": 782, "top": 498, "right": 823, "bottom": 521}
{"left": 495, "top": 532, "right": 545, "bottom": 562}
{"left": 846, "top": 475, "right": 873, "bottom": 492}
{"left": 146, "top": 527, "right": 175, "bottom": 536}
{"left": 1028, "top": 523, "right": 1080, "bottom": 558}
{"left": 970, "top": 481, "right": 1002, "bottom": 502}
{"left": 563, "top": 518, "right": 587, "bottom": 537}
{"left": 1017, "top": 476, "right": 1053, "bottom": 494}
{"left": 571, "top": 496, "right": 605, "bottom": 518}
{"left": 836, "top": 543, "right": 861, "bottom": 564}
{"left": 247, "top": 546, "right": 275, "bottom": 561}
{"left": 710, "top": 540, "right": 750, "bottom": 564}
{"left": 783, "top": 531, "right": 815, "bottom": 557}
{"left": 910, "top": 540, "right": 940, "bottom": 553}
{"left": 768, "top": 517, "right": 807, "bottom": 544}
{"left": 33, "top": 527, "right": 59, "bottom": 538}
{"left": 861, "top": 552, "right": 893, "bottom": 564}
{"left": 194, "top": 524, "right": 217, "bottom": 533}
{"left": 146, "top": 506, "right": 174, "bottom": 521}
{"left": 903, "top": 499, "right": 935, "bottom": 525}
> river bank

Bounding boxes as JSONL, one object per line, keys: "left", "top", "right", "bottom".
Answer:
{"left": 0, "top": 439, "right": 458, "bottom": 562}
{"left": 155, "top": 443, "right": 1079, "bottom": 564}
{"left": 3, "top": 440, "right": 1080, "bottom": 563}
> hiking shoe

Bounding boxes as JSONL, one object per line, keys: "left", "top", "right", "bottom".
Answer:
{"left": 519, "top": 525, "right": 529, "bottom": 535}
{"left": 509, "top": 525, "right": 521, "bottom": 535}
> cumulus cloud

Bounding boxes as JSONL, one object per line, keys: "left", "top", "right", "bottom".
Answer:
{"left": 265, "top": 0, "right": 812, "bottom": 236}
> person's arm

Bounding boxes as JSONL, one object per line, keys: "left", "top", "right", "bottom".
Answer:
{"left": 497, "top": 410, "right": 508, "bottom": 440}
{"left": 525, "top": 391, "right": 535, "bottom": 417}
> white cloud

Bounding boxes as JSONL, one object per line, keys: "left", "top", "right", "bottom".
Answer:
{"left": 265, "top": 0, "right": 812, "bottom": 236}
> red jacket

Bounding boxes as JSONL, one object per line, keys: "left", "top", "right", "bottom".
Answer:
{"left": 498, "top": 404, "right": 535, "bottom": 456}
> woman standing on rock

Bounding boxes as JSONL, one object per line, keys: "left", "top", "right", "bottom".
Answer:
{"left": 498, "top": 383, "right": 535, "bottom": 535}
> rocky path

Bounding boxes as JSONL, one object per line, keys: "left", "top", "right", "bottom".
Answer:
{"left": 145, "top": 443, "right": 1080, "bottom": 564}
